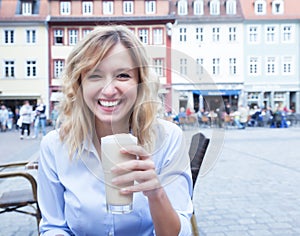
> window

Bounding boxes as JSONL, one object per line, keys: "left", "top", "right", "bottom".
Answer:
{"left": 229, "top": 58, "right": 236, "bottom": 75}
{"left": 82, "top": 1, "right": 93, "bottom": 15}
{"left": 212, "top": 27, "right": 220, "bottom": 42}
{"left": 226, "top": 0, "right": 236, "bottom": 15}
{"left": 178, "top": 0, "right": 188, "bottom": 15}
{"left": 266, "top": 57, "right": 276, "bottom": 75}
{"left": 26, "top": 30, "right": 36, "bottom": 44}
{"left": 22, "top": 1, "right": 32, "bottom": 15}
{"left": 254, "top": 0, "right": 266, "bottom": 15}
{"left": 68, "top": 29, "right": 78, "bottom": 45}
{"left": 60, "top": 1, "right": 71, "bottom": 15}
{"left": 103, "top": 1, "right": 114, "bottom": 14}
{"left": 210, "top": 0, "right": 220, "bottom": 15}
{"left": 195, "top": 27, "right": 204, "bottom": 42}
{"left": 196, "top": 58, "right": 204, "bottom": 75}
{"left": 282, "top": 25, "right": 293, "bottom": 43}
{"left": 272, "top": 0, "right": 284, "bottom": 14}
{"left": 193, "top": 0, "right": 204, "bottom": 15}
{"left": 4, "top": 61, "right": 15, "bottom": 78}
{"left": 153, "top": 28, "right": 163, "bottom": 44}
{"left": 4, "top": 30, "right": 14, "bottom": 44}
{"left": 82, "top": 29, "right": 93, "bottom": 38}
{"left": 229, "top": 27, "right": 236, "bottom": 42}
{"left": 274, "top": 92, "right": 284, "bottom": 100}
{"left": 123, "top": 1, "right": 133, "bottom": 14}
{"left": 179, "top": 27, "right": 187, "bottom": 42}
{"left": 145, "top": 0, "right": 156, "bottom": 14}
{"left": 138, "top": 29, "right": 149, "bottom": 44}
{"left": 266, "top": 26, "right": 276, "bottom": 43}
{"left": 248, "top": 26, "right": 259, "bottom": 43}
{"left": 54, "top": 60, "right": 65, "bottom": 78}
{"left": 26, "top": 61, "right": 37, "bottom": 78}
{"left": 282, "top": 56, "right": 293, "bottom": 75}
{"left": 180, "top": 58, "right": 188, "bottom": 76}
{"left": 54, "top": 29, "right": 64, "bottom": 45}
{"left": 212, "top": 58, "right": 220, "bottom": 75}
{"left": 249, "top": 57, "right": 259, "bottom": 75}
{"left": 247, "top": 92, "right": 259, "bottom": 100}
{"left": 153, "top": 58, "right": 164, "bottom": 77}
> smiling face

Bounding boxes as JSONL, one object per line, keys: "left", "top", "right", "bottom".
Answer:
{"left": 82, "top": 43, "right": 139, "bottom": 133}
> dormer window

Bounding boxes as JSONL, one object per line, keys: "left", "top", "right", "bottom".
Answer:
{"left": 272, "top": 0, "right": 284, "bottom": 14}
{"left": 210, "top": 0, "right": 220, "bottom": 15}
{"left": 178, "top": 0, "right": 188, "bottom": 15}
{"left": 254, "top": 0, "right": 266, "bottom": 15}
{"left": 145, "top": 0, "right": 156, "bottom": 14}
{"left": 22, "top": 1, "right": 32, "bottom": 15}
{"left": 60, "top": 1, "right": 71, "bottom": 15}
{"left": 193, "top": 0, "right": 204, "bottom": 15}
{"left": 82, "top": 1, "right": 93, "bottom": 15}
{"left": 123, "top": 1, "right": 134, "bottom": 14}
{"left": 226, "top": 0, "right": 236, "bottom": 15}
{"left": 103, "top": 1, "right": 114, "bottom": 15}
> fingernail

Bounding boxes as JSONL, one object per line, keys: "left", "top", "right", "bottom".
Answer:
{"left": 120, "top": 188, "right": 129, "bottom": 193}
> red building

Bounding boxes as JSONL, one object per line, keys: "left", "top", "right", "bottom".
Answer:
{"left": 47, "top": 0, "right": 175, "bottom": 112}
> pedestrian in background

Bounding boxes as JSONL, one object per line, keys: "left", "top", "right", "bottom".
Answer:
{"left": 50, "top": 104, "right": 59, "bottom": 129}
{"left": 238, "top": 104, "right": 249, "bottom": 129}
{"left": 0, "top": 104, "right": 9, "bottom": 132}
{"left": 19, "top": 100, "right": 33, "bottom": 139}
{"left": 32, "top": 98, "right": 47, "bottom": 139}
{"left": 7, "top": 107, "right": 14, "bottom": 130}
{"left": 14, "top": 108, "right": 20, "bottom": 130}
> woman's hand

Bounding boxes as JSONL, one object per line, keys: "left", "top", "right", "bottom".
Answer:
{"left": 111, "top": 145, "right": 182, "bottom": 235}
{"left": 111, "top": 145, "right": 161, "bottom": 198}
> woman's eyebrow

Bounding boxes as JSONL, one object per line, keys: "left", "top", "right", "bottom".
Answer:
{"left": 88, "top": 67, "right": 135, "bottom": 77}
{"left": 114, "top": 67, "right": 134, "bottom": 73}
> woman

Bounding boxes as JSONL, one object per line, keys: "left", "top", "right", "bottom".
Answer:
{"left": 38, "top": 25, "right": 193, "bottom": 235}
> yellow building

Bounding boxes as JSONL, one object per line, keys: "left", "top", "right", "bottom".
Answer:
{"left": 0, "top": 0, "right": 49, "bottom": 115}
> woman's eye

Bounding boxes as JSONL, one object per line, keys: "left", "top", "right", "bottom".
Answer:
{"left": 116, "top": 73, "right": 131, "bottom": 80}
{"left": 87, "top": 74, "right": 103, "bottom": 80}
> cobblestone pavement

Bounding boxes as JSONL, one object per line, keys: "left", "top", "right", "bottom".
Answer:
{"left": 1, "top": 126, "right": 300, "bottom": 235}
{"left": 193, "top": 127, "right": 300, "bottom": 236}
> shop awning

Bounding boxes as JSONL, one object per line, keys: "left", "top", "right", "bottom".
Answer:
{"left": 193, "top": 90, "right": 240, "bottom": 96}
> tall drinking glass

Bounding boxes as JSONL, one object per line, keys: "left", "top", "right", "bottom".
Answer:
{"left": 101, "top": 133, "right": 137, "bottom": 214}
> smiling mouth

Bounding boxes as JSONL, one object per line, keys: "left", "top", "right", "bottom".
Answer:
{"left": 98, "top": 100, "right": 120, "bottom": 107}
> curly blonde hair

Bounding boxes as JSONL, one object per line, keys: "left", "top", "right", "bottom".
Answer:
{"left": 58, "top": 25, "right": 160, "bottom": 158}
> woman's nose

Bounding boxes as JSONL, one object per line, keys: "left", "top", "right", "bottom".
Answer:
{"left": 101, "top": 79, "right": 117, "bottom": 96}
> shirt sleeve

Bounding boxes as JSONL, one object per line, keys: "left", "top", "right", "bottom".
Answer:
{"left": 155, "top": 121, "right": 194, "bottom": 235}
{"left": 37, "top": 133, "right": 72, "bottom": 236}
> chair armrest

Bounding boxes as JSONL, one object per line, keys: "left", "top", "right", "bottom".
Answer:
{"left": 0, "top": 161, "right": 29, "bottom": 169}
{"left": 0, "top": 171, "right": 38, "bottom": 201}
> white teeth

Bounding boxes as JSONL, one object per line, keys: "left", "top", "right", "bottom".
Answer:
{"left": 99, "top": 100, "right": 119, "bottom": 107}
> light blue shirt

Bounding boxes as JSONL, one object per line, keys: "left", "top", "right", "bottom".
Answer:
{"left": 38, "top": 119, "right": 193, "bottom": 236}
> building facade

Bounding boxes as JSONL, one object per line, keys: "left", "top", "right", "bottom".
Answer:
{"left": 241, "top": 0, "right": 300, "bottom": 113}
{"left": 169, "top": 0, "right": 244, "bottom": 114}
{"left": 1, "top": 0, "right": 300, "bottom": 118}
{"left": 0, "top": 0, "right": 49, "bottom": 115}
{"left": 47, "top": 0, "right": 175, "bottom": 112}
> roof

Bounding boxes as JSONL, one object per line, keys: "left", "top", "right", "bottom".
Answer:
{"left": 240, "top": 0, "right": 300, "bottom": 20}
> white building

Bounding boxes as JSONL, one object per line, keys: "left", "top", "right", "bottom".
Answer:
{"left": 169, "top": 0, "right": 244, "bottom": 114}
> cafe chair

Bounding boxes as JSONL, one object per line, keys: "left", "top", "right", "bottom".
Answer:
{"left": 0, "top": 161, "right": 41, "bottom": 231}
{"left": 188, "top": 132, "right": 210, "bottom": 236}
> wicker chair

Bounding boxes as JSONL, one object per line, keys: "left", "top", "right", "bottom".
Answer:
{"left": 0, "top": 161, "right": 41, "bottom": 231}
{"left": 189, "top": 132, "right": 210, "bottom": 236}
